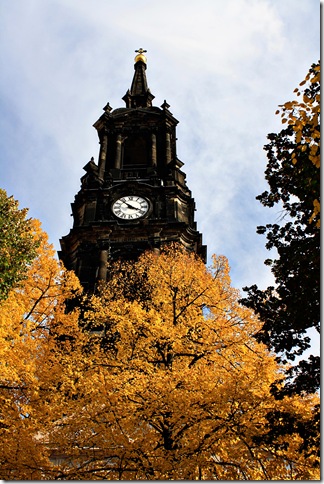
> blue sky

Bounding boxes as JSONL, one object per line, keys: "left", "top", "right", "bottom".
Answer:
{"left": 0, "top": 0, "right": 320, "bottom": 295}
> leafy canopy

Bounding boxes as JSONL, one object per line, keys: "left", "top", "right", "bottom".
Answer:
{"left": 0, "top": 219, "right": 83, "bottom": 480}
{"left": 0, "top": 221, "right": 319, "bottom": 479}
{"left": 21, "top": 246, "right": 319, "bottom": 480}
{"left": 241, "top": 61, "right": 320, "bottom": 396}
{"left": 0, "top": 189, "right": 40, "bottom": 300}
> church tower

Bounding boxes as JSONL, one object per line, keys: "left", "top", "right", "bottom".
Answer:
{"left": 59, "top": 49, "right": 206, "bottom": 292}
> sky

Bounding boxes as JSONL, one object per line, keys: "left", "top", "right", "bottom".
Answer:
{"left": 0, "top": 0, "right": 320, "bottom": 295}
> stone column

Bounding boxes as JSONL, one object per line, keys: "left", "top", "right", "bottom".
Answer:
{"left": 151, "top": 133, "right": 157, "bottom": 166}
{"left": 98, "top": 134, "right": 108, "bottom": 180}
{"left": 114, "top": 134, "right": 122, "bottom": 169}
{"left": 166, "top": 131, "right": 171, "bottom": 164}
{"left": 98, "top": 249, "right": 108, "bottom": 281}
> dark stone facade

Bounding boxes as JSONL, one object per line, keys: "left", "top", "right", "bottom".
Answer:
{"left": 59, "top": 51, "right": 206, "bottom": 292}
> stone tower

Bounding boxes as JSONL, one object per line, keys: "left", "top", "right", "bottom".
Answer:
{"left": 59, "top": 49, "right": 206, "bottom": 292}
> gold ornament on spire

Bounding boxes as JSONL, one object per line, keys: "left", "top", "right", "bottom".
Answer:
{"left": 134, "top": 48, "right": 147, "bottom": 64}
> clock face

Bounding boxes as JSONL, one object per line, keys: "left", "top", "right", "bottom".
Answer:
{"left": 112, "top": 196, "right": 149, "bottom": 220}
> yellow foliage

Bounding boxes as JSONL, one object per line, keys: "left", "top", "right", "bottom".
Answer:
{"left": 44, "top": 247, "right": 320, "bottom": 479}
{"left": 0, "top": 219, "right": 83, "bottom": 479}
{"left": 0, "top": 241, "right": 319, "bottom": 479}
{"left": 276, "top": 61, "right": 320, "bottom": 227}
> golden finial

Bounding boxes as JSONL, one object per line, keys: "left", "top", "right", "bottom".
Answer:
{"left": 134, "top": 48, "right": 147, "bottom": 64}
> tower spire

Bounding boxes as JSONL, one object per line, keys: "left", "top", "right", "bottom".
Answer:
{"left": 122, "top": 48, "right": 155, "bottom": 108}
{"left": 59, "top": 50, "right": 206, "bottom": 292}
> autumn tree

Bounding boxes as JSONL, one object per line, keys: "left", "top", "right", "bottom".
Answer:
{"left": 241, "top": 61, "right": 320, "bottom": 396}
{"left": 0, "top": 218, "right": 84, "bottom": 480}
{"left": 0, "top": 189, "right": 40, "bottom": 300}
{"left": 44, "top": 247, "right": 319, "bottom": 480}
{"left": 0, "top": 218, "right": 319, "bottom": 479}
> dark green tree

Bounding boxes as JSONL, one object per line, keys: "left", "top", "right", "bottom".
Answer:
{"left": 241, "top": 61, "right": 320, "bottom": 396}
{"left": 0, "top": 189, "right": 40, "bottom": 300}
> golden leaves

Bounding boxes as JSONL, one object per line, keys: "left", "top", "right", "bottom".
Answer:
{"left": 276, "top": 61, "right": 320, "bottom": 227}
{"left": 41, "top": 246, "right": 319, "bottom": 479}
{"left": 309, "top": 199, "right": 321, "bottom": 226}
{"left": 0, "top": 220, "right": 85, "bottom": 479}
{"left": 1, "top": 242, "right": 320, "bottom": 479}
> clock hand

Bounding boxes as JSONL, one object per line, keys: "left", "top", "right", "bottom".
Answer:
{"left": 124, "top": 202, "right": 138, "bottom": 210}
